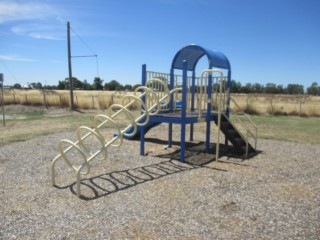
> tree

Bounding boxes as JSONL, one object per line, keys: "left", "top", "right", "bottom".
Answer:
{"left": 287, "top": 84, "right": 304, "bottom": 94}
{"left": 93, "top": 77, "right": 104, "bottom": 90}
{"left": 13, "top": 83, "right": 22, "bottom": 89}
{"left": 276, "top": 85, "right": 286, "bottom": 94}
{"left": 29, "top": 82, "right": 42, "bottom": 89}
{"left": 133, "top": 84, "right": 141, "bottom": 91}
{"left": 72, "top": 77, "right": 84, "bottom": 89}
{"left": 104, "top": 80, "right": 122, "bottom": 91}
{"left": 230, "top": 80, "right": 242, "bottom": 93}
{"left": 58, "top": 80, "right": 67, "bottom": 89}
{"left": 265, "top": 83, "right": 277, "bottom": 94}
{"left": 58, "top": 77, "right": 83, "bottom": 90}
{"left": 124, "top": 84, "right": 133, "bottom": 91}
{"left": 239, "top": 83, "right": 253, "bottom": 93}
{"left": 83, "top": 79, "right": 93, "bottom": 90}
{"left": 307, "top": 82, "right": 320, "bottom": 95}
{"left": 252, "top": 83, "right": 264, "bottom": 93}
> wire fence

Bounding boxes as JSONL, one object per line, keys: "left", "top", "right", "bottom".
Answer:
{"left": 2, "top": 90, "right": 320, "bottom": 117}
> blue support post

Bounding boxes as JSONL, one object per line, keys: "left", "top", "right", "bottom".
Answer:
{"left": 140, "top": 64, "right": 147, "bottom": 156}
{"left": 205, "top": 72, "right": 213, "bottom": 153}
{"left": 140, "top": 127, "right": 145, "bottom": 156}
{"left": 180, "top": 60, "right": 188, "bottom": 162}
{"left": 168, "top": 123, "right": 173, "bottom": 147}
{"left": 142, "top": 64, "right": 147, "bottom": 86}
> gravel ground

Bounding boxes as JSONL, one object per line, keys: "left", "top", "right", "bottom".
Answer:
{"left": 0, "top": 127, "right": 320, "bottom": 240}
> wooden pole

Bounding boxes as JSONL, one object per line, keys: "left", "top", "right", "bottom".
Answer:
{"left": 0, "top": 73, "right": 5, "bottom": 126}
{"left": 67, "top": 21, "right": 74, "bottom": 111}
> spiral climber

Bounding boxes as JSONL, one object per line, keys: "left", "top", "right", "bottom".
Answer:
{"left": 51, "top": 78, "right": 178, "bottom": 197}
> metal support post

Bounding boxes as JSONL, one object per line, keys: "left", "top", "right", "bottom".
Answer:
{"left": 180, "top": 60, "right": 188, "bottom": 162}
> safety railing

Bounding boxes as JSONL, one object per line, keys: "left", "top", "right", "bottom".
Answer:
{"left": 51, "top": 78, "right": 178, "bottom": 197}
{"left": 198, "top": 70, "right": 225, "bottom": 161}
{"left": 146, "top": 71, "right": 183, "bottom": 110}
{"left": 223, "top": 97, "right": 258, "bottom": 157}
{"left": 196, "top": 75, "right": 228, "bottom": 117}
{"left": 147, "top": 70, "right": 229, "bottom": 115}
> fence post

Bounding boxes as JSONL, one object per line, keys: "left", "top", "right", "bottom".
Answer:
{"left": 92, "top": 96, "right": 94, "bottom": 109}
{"left": 269, "top": 98, "right": 274, "bottom": 115}
{"left": 59, "top": 95, "right": 62, "bottom": 107}
{"left": 43, "top": 92, "right": 47, "bottom": 108}
{"left": 299, "top": 99, "right": 303, "bottom": 117}
{"left": 13, "top": 93, "right": 16, "bottom": 104}
{"left": 25, "top": 94, "right": 28, "bottom": 105}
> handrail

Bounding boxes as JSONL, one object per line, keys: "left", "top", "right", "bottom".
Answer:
{"left": 223, "top": 97, "right": 258, "bottom": 151}
{"left": 200, "top": 69, "right": 224, "bottom": 161}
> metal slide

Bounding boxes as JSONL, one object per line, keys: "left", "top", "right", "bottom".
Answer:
{"left": 117, "top": 121, "right": 161, "bottom": 140}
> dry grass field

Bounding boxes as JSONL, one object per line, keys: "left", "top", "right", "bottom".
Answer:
{"left": 231, "top": 93, "right": 320, "bottom": 116}
{"left": 2, "top": 89, "right": 320, "bottom": 116}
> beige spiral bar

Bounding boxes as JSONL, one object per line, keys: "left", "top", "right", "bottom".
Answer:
{"left": 51, "top": 78, "right": 172, "bottom": 197}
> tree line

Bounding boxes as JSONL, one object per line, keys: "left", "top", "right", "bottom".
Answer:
{"left": 220, "top": 80, "right": 319, "bottom": 95}
{"left": 11, "top": 77, "right": 140, "bottom": 92}
{"left": 8, "top": 77, "right": 320, "bottom": 95}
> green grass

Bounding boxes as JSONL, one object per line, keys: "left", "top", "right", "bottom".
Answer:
{"left": 1, "top": 105, "right": 320, "bottom": 146}
{"left": 0, "top": 106, "right": 98, "bottom": 146}
{"left": 236, "top": 115, "right": 320, "bottom": 144}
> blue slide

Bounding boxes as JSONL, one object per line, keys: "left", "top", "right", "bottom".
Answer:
{"left": 114, "top": 120, "right": 161, "bottom": 140}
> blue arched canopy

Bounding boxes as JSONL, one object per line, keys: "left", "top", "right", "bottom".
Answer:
{"left": 171, "top": 44, "right": 231, "bottom": 71}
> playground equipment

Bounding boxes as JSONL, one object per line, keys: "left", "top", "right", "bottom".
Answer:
{"left": 51, "top": 44, "right": 257, "bottom": 197}
{"left": 139, "top": 45, "right": 257, "bottom": 161}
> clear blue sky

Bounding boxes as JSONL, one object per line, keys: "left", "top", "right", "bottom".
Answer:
{"left": 0, "top": 0, "right": 319, "bottom": 89}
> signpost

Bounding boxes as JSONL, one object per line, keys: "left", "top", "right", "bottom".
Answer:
{"left": 0, "top": 73, "right": 5, "bottom": 126}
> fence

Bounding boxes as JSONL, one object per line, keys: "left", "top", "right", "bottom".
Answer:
{"left": 231, "top": 93, "right": 320, "bottom": 117}
{"left": 2, "top": 89, "right": 320, "bottom": 117}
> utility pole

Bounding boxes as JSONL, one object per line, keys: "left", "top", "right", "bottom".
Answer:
{"left": 67, "top": 21, "right": 74, "bottom": 111}
{"left": 0, "top": 73, "right": 5, "bottom": 126}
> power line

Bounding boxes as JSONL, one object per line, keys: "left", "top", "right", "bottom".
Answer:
{"left": 70, "top": 26, "right": 97, "bottom": 56}
{"left": 0, "top": 60, "right": 19, "bottom": 83}
{"left": 69, "top": 26, "right": 100, "bottom": 78}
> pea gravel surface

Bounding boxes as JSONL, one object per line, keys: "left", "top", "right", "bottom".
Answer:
{"left": 0, "top": 128, "right": 319, "bottom": 240}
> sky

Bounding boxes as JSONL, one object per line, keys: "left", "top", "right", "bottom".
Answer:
{"left": 0, "top": 0, "right": 319, "bottom": 89}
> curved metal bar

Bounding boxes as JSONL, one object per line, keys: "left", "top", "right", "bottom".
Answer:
{"left": 94, "top": 114, "right": 123, "bottom": 147}
{"left": 111, "top": 104, "right": 137, "bottom": 137}
{"left": 51, "top": 76, "right": 176, "bottom": 197}
{"left": 58, "top": 139, "right": 90, "bottom": 174}
{"left": 76, "top": 126, "right": 107, "bottom": 161}
{"left": 121, "top": 94, "right": 150, "bottom": 126}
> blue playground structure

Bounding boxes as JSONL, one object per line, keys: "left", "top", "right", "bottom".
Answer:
{"left": 138, "top": 44, "right": 257, "bottom": 162}
{"left": 51, "top": 44, "right": 258, "bottom": 197}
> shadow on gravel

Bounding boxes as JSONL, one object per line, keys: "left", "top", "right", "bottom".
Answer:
{"left": 56, "top": 139, "right": 260, "bottom": 200}
{"left": 66, "top": 159, "right": 226, "bottom": 201}
{"left": 145, "top": 138, "right": 261, "bottom": 163}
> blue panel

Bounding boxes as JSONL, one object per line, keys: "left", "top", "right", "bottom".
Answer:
{"left": 171, "top": 44, "right": 230, "bottom": 71}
